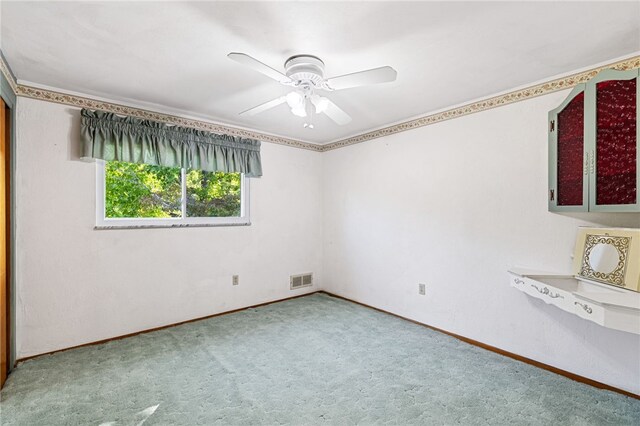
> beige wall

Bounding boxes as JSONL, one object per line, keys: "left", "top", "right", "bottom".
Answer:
{"left": 13, "top": 85, "right": 640, "bottom": 394}
{"left": 15, "top": 97, "right": 323, "bottom": 358}
{"left": 322, "top": 89, "right": 640, "bottom": 394}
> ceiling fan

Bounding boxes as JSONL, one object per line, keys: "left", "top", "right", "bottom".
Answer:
{"left": 228, "top": 52, "right": 397, "bottom": 126}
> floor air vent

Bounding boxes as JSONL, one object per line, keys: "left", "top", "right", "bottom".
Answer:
{"left": 290, "top": 273, "right": 313, "bottom": 290}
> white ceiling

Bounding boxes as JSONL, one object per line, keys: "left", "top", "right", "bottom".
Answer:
{"left": 1, "top": 1, "right": 639, "bottom": 144}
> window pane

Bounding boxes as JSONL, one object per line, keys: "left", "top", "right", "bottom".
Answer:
{"left": 186, "top": 170, "right": 241, "bottom": 217}
{"left": 105, "top": 161, "right": 182, "bottom": 218}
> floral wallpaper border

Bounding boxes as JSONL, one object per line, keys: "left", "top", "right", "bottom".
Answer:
{"left": 323, "top": 56, "right": 640, "bottom": 151}
{"left": 2, "top": 53, "right": 638, "bottom": 152}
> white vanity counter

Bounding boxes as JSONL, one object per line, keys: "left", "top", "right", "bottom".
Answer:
{"left": 509, "top": 227, "right": 640, "bottom": 335}
{"left": 508, "top": 268, "right": 640, "bottom": 334}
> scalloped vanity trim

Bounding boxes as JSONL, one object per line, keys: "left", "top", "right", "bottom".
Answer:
{"left": 2, "top": 53, "right": 639, "bottom": 152}
{"left": 322, "top": 55, "right": 640, "bottom": 151}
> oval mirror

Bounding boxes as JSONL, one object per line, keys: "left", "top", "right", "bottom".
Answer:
{"left": 588, "top": 243, "right": 619, "bottom": 275}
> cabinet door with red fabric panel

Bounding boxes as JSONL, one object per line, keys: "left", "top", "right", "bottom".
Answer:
{"left": 549, "top": 84, "right": 588, "bottom": 212}
{"left": 586, "top": 69, "right": 640, "bottom": 212}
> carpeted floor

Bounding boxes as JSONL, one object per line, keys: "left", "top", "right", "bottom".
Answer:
{"left": 0, "top": 293, "right": 639, "bottom": 425}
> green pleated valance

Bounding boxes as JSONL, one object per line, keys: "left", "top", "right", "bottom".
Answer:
{"left": 81, "top": 109, "right": 262, "bottom": 177}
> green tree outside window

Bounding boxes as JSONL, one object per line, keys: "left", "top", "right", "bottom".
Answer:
{"left": 105, "top": 161, "right": 241, "bottom": 219}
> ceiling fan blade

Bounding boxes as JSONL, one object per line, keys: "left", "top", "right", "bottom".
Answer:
{"left": 326, "top": 66, "right": 397, "bottom": 90}
{"left": 313, "top": 96, "right": 352, "bottom": 125}
{"left": 228, "top": 52, "right": 292, "bottom": 84}
{"left": 239, "top": 96, "right": 287, "bottom": 116}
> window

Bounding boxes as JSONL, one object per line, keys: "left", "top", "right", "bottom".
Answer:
{"left": 96, "top": 161, "right": 250, "bottom": 228}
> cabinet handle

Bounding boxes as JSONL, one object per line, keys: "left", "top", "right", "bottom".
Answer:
{"left": 584, "top": 152, "right": 589, "bottom": 175}
{"left": 590, "top": 150, "right": 595, "bottom": 175}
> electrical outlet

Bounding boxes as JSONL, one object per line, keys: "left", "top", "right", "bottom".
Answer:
{"left": 232, "top": 275, "right": 239, "bottom": 286}
{"left": 418, "top": 283, "right": 426, "bottom": 295}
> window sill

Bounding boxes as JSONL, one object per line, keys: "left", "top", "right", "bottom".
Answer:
{"left": 94, "top": 222, "right": 251, "bottom": 230}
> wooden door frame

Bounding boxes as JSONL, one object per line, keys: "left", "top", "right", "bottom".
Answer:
{"left": 0, "top": 97, "right": 8, "bottom": 387}
{"left": 1, "top": 67, "right": 17, "bottom": 383}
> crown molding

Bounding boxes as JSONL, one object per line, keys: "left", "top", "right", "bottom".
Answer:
{"left": 0, "top": 51, "right": 19, "bottom": 94}
{"left": 322, "top": 55, "right": 640, "bottom": 151}
{"left": 0, "top": 52, "right": 321, "bottom": 151}
{"left": 16, "top": 83, "right": 323, "bottom": 152}
{"left": 2, "top": 52, "right": 639, "bottom": 153}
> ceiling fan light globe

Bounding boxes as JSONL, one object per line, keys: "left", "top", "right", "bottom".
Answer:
{"left": 286, "top": 92, "right": 304, "bottom": 109}
{"left": 291, "top": 107, "right": 307, "bottom": 117}
{"left": 314, "top": 97, "right": 329, "bottom": 114}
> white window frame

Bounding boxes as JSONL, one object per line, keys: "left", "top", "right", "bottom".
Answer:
{"left": 95, "top": 160, "right": 250, "bottom": 229}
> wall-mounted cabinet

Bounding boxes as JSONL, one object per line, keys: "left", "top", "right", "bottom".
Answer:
{"left": 549, "top": 69, "right": 639, "bottom": 212}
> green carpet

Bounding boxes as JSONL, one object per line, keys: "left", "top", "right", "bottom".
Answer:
{"left": 1, "top": 293, "right": 638, "bottom": 425}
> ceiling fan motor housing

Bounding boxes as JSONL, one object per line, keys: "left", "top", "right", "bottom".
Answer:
{"left": 284, "top": 55, "right": 326, "bottom": 88}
